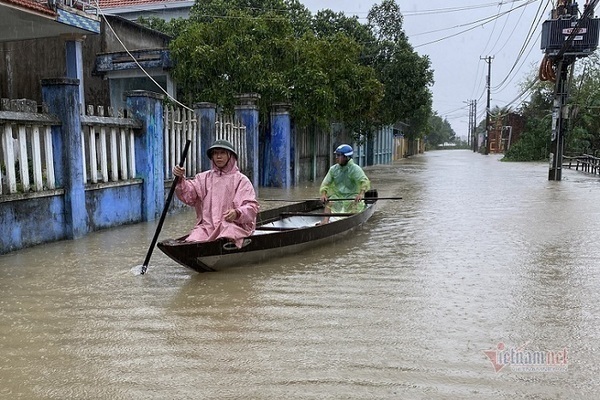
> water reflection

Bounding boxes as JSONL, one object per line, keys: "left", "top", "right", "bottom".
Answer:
{"left": 1, "top": 150, "right": 600, "bottom": 398}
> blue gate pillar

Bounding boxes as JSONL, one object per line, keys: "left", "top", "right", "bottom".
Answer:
{"left": 41, "top": 78, "right": 87, "bottom": 239}
{"left": 268, "top": 103, "right": 292, "bottom": 188}
{"left": 366, "top": 135, "right": 375, "bottom": 166}
{"left": 234, "top": 93, "right": 260, "bottom": 189}
{"left": 126, "top": 90, "right": 165, "bottom": 222}
{"left": 194, "top": 102, "right": 216, "bottom": 172}
{"left": 63, "top": 34, "right": 86, "bottom": 110}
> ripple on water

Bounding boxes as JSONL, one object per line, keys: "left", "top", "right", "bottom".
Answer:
{"left": 2, "top": 151, "right": 600, "bottom": 398}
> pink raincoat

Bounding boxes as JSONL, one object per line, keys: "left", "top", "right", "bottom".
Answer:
{"left": 175, "top": 157, "right": 259, "bottom": 248}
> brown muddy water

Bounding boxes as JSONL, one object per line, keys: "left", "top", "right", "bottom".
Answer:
{"left": 1, "top": 150, "right": 599, "bottom": 399}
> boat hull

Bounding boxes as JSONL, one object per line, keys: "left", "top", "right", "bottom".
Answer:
{"left": 157, "top": 198, "right": 377, "bottom": 273}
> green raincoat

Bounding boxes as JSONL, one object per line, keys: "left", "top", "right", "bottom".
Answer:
{"left": 319, "top": 159, "right": 370, "bottom": 213}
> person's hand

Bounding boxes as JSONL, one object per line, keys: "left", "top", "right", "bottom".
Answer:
{"left": 355, "top": 191, "right": 365, "bottom": 202}
{"left": 320, "top": 193, "right": 328, "bottom": 203}
{"left": 173, "top": 165, "right": 185, "bottom": 178}
{"left": 224, "top": 209, "right": 239, "bottom": 222}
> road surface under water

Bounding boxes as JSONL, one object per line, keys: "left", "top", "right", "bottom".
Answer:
{"left": 1, "top": 150, "right": 599, "bottom": 399}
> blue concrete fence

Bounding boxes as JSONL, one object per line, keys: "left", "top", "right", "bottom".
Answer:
{"left": 0, "top": 86, "right": 268, "bottom": 255}
{"left": 1, "top": 83, "right": 394, "bottom": 255}
{"left": 1, "top": 82, "right": 170, "bottom": 254}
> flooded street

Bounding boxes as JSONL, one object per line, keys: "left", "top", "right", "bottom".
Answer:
{"left": 1, "top": 150, "right": 600, "bottom": 399}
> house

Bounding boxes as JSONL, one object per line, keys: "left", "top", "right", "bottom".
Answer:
{"left": 488, "top": 112, "right": 525, "bottom": 153}
{"left": 0, "top": 1, "right": 174, "bottom": 113}
{"left": 98, "top": 0, "right": 194, "bottom": 21}
{"left": 0, "top": 0, "right": 101, "bottom": 105}
{"left": 92, "top": 15, "right": 174, "bottom": 111}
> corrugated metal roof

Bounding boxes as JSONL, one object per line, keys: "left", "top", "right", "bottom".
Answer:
{"left": 98, "top": 0, "right": 183, "bottom": 9}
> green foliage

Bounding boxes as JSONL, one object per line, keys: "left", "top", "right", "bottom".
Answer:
{"left": 136, "top": 16, "right": 187, "bottom": 37}
{"left": 366, "top": 0, "right": 433, "bottom": 132}
{"left": 426, "top": 113, "right": 456, "bottom": 147}
{"left": 503, "top": 116, "right": 551, "bottom": 161}
{"left": 171, "top": 9, "right": 294, "bottom": 110}
{"left": 162, "top": 0, "right": 433, "bottom": 138}
{"left": 504, "top": 54, "right": 600, "bottom": 161}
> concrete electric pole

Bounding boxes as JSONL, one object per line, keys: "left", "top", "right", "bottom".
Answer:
{"left": 541, "top": 0, "right": 599, "bottom": 181}
{"left": 480, "top": 56, "right": 493, "bottom": 155}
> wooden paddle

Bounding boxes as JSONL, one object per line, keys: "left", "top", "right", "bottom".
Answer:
{"left": 261, "top": 196, "right": 402, "bottom": 202}
{"left": 141, "top": 139, "right": 192, "bottom": 275}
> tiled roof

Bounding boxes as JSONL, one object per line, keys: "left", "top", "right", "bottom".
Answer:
{"left": 98, "top": 0, "right": 185, "bottom": 9}
{"left": 3, "top": 0, "right": 56, "bottom": 16}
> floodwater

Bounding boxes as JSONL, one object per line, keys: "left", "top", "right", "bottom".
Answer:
{"left": 1, "top": 150, "right": 600, "bottom": 399}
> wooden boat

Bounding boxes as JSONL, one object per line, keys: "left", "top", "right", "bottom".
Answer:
{"left": 157, "top": 190, "right": 379, "bottom": 273}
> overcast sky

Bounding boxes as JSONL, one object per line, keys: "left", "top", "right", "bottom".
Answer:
{"left": 300, "top": 0, "right": 551, "bottom": 139}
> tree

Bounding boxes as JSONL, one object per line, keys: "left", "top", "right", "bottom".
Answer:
{"left": 565, "top": 55, "right": 600, "bottom": 154}
{"left": 170, "top": 5, "right": 383, "bottom": 129}
{"left": 426, "top": 113, "right": 456, "bottom": 147}
{"left": 170, "top": 8, "right": 296, "bottom": 110}
{"left": 141, "top": 0, "right": 433, "bottom": 141}
{"left": 366, "top": 0, "right": 434, "bottom": 133}
{"left": 136, "top": 16, "right": 187, "bottom": 37}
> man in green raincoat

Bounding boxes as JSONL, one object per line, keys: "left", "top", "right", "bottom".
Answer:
{"left": 318, "top": 144, "right": 370, "bottom": 224}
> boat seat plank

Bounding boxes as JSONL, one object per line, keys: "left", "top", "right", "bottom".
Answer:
{"left": 255, "top": 226, "right": 299, "bottom": 231}
{"left": 279, "top": 212, "right": 355, "bottom": 217}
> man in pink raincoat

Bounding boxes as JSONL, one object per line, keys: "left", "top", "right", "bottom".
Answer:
{"left": 172, "top": 140, "right": 259, "bottom": 248}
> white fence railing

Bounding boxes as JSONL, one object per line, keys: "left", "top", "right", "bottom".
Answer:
{"left": 80, "top": 105, "right": 141, "bottom": 185}
{"left": 216, "top": 113, "right": 247, "bottom": 172}
{"left": 163, "top": 106, "right": 199, "bottom": 180}
{"left": 163, "top": 107, "right": 247, "bottom": 178}
{"left": 1, "top": 101, "right": 249, "bottom": 196}
{"left": 0, "top": 99, "right": 60, "bottom": 195}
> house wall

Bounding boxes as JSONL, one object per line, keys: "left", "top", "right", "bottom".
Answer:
{"left": 0, "top": 34, "right": 109, "bottom": 106}
{"left": 0, "top": 16, "right": 169, "bottom": 108}
{"left": 101, "top": 17, "right": 170, "bottom": 52}
{"left": 0, "top": 37, "right": 68, "bottom": 102}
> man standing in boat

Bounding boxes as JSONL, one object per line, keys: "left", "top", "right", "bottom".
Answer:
{"left": 318, "top": 144, "right": 370, "bottom": 225}
{"left": 172, "top": 140, "right": 259, "bottom": 248}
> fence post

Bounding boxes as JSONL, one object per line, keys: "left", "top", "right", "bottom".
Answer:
{"left": 268, "top": 103, "right": 292, "bottom": 188}
{"left": 234, "top": 93, "right": 260, "bottom": 189}
{"left": 194, "top": 102, "right": 216, "bottom": 172}
{"left": 41, "top": 78, "right": 87, "bottom": 239}
{"left": 125, "top": 90, "right": 165, "bottom": 222}
{"left": 366, "top": 135, "right": 375, "bottom": 166}
{"left": 63, "top": 34, "right": 86, "bottom": 110}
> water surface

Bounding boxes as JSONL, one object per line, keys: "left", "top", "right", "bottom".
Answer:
{"left": 1, "top": 150, "right": 599, "bottom": 399}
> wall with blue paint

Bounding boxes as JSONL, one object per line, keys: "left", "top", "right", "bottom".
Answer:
{"left": 0, "top": 88, "right": 164, "bottom": 256}
{"left": 85, "top": 183, "right": 144, "bottom": 230}
{"left": 0, "top": 183, "right": 146, "bottom": 254}
{"left": 0, "top": 195, "right": 66, "bottom": 254}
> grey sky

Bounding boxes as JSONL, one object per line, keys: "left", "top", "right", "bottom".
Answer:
{"left": 301, "top": 0, "right": 550, "bottom": 139}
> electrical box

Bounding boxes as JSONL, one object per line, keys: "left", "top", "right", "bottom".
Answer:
{"left": 541, "top": 17, "right": 600, "bottom": 57}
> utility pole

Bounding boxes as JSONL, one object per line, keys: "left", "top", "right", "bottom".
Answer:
{"left": 548, "top": 60, "right": 571, "bottom": 181}
{"left": 471, "top": 100, "right": 478, "bottom": 152}
{"left": 480, "top": 56, "right": 493, "bottom": 155}
{"left": 541, "top": 0, "right": 599, "bottom": 180}
{"left": 465, "top": 99, "right": 473, "bottom": 148}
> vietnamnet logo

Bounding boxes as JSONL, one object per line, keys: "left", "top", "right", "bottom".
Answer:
{"left": 483, "top": 342, "right": 568, "bottom": 373}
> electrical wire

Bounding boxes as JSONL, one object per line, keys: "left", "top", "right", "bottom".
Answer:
{"left": 492, "top": 0, "right": 549, "bottom": 91}
{"left": 93, "top": 0, "right": 193, "bottom": 111}
{"left": 411, "top": 1, "right": 538, "bottom": 48}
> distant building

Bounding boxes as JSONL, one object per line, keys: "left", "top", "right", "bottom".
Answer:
{"left": 488, "top": 112, "right": 525, "bottom": 153}
{"left": 98, "top": 0, "right": 194, "bottom": 21}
